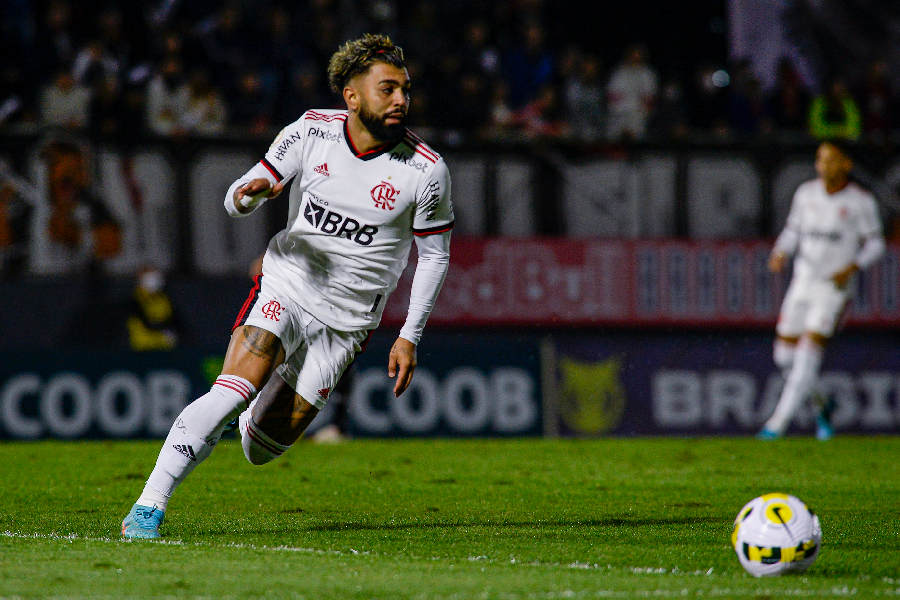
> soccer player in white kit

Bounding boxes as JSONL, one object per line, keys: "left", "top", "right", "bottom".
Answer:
{"left": 760, "top": 141, "right": 884, "bottom": 440}
{"left": 122, "top": 34, "right": 453, "bottom": 538}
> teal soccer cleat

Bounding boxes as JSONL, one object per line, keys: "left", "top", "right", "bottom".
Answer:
{"left": 756, "top": 428, "right": 780, "bottom": 440}
{"left": 122, "top": 504, "right": 165, "bottom": 539}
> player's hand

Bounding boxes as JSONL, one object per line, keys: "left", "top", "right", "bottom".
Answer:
{"left": 388, "top": 337, "right": 417, "bottom": 397}
{"left": 768, "top": 251, "right": 788, "bottom": 273}
{"left": 831, "top": 263, "right": 858, "bottom": 289}
{"left": 234, "top": 178, "right": 284, "bottom": 213}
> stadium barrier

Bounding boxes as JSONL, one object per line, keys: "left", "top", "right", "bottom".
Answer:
{"left": 1, "top": 331, "right": 898, "bottom": 440}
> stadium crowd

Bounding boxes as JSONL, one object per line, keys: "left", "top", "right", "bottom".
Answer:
{"left": 1, "top": 0, "right": 897, "bottom": 145}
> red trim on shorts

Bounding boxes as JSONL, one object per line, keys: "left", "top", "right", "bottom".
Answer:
{"left": 233, "top": 274, "right": 262, "bottom": 331}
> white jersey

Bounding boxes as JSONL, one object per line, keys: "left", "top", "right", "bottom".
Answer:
{"left": 242, "top": 109, "right": 453, "bottom": 331}
{"left": 780, "top": 179, "right": 882, "bottom": 282}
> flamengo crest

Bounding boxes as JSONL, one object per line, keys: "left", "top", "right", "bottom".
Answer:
{"left": 371, "top": 181, "right": 399, "bottom": 210}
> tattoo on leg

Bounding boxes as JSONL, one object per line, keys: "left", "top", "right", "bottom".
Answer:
{"left": 241, "top": 327, "right": 282, "bottom": 360}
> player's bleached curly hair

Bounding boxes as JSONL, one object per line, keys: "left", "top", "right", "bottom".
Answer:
{"left": 327, "top": 34, "right": 405, "bottom": 93}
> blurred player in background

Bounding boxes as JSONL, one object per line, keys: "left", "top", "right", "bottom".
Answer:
{"left": 122, "top": 34, "right": 453, "bottom": 538}
{"left": 760, "top": 140, "right": 883, "bottom": 440}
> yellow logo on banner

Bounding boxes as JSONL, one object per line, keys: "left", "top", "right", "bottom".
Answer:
{"left": 558, "top": 358, "right": 626, "bottom": 435}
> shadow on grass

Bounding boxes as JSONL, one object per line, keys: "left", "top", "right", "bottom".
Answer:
{"left": 303, "top": 516, "right": 721, "bottom": 532}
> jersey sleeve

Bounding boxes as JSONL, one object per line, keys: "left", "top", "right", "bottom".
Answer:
{"left": 773, "top": 186, "right": 805, "bottom": 255}
{"left": 412, "top": 158, "right": 454, "bottom": 236}
{"left": 259, "top": 118, "right": 307, "bottom": 185}
{"left": 858, "top": 193, "right": 883, "bottom": 238}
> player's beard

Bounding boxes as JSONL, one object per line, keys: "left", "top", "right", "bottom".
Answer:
{"left": 359, "top": 102, "right": 406, "bottom": 146}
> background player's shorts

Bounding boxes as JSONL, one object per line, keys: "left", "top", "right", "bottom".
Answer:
{"left": 776, "top": 277, "right": 849, "bottom": 339}
{"left": 235, "top": 274, "right": 370, "bottom": 409}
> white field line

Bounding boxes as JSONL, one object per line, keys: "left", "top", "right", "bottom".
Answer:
{"left": 2, "top": 530, "right": 887, "bottom": 598}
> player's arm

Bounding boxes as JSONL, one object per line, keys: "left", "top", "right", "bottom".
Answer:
{"left": 832, "top": 199, "right": 886, "bottom": 288}
{"left": 224, "top": 120, "right": 306, "bottom": 217}
{"left": 770, "top": 189, "right": 804, "bottom": 272}
{"left": 389, "top": 230, "right": 451, "bottom": 397}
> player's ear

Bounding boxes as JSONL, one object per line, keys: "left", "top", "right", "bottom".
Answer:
{"left": 343, "top": 86, "right": 358, "bottom": 112}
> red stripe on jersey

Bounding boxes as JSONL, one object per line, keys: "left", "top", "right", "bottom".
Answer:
{"left": 404, "top": 130, "right": 437, "bottom": 154}
{"left": 413, "top": 221, "right": 454, "bottom": 236}
{"left": 403, "top": 135, "right": 438, "bottom": 163}
{"left": 305, "top": 110, "right": 346, "bottom": 122}
{"left": 260, "top": 159, "right": 283, "bottom": 181}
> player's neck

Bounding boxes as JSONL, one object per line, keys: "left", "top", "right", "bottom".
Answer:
{"left": 823, "top": 177, "right": 849, "bottom": 195}
{"left": 345, "top": 115, "right": 389, "bottom": 155}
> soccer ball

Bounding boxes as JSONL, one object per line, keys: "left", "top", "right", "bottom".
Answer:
{"left": 731, "top": 493, "right": 821, "bottom": 577}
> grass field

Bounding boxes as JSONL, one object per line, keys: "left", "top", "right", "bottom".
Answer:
{"left": 2, "top": 437, "right": 899, "bottom": 599}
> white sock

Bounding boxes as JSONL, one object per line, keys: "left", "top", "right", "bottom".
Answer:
{"left": 773, "top": 338, "right": 796, "bottom": 378}
{"left": 764, "top": 339, "right": 823, "bottom": 435}
{"left": 240, "top": 408, "right": 290, "bottom": 465}
{"left": 141, "top": 375, "right": 257, "bottom": 504}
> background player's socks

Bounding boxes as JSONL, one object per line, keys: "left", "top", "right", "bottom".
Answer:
{"left": 773, "top": 338, "right": 797, "bottom": 378}
{"left": 240, "top": 410, "right": 290, "bottom": 465}
{"left": 144, "top": 376, "right": 257, "bottom": 498}
{"left": 764, "top": 338, "right": 823, "bottom": 435}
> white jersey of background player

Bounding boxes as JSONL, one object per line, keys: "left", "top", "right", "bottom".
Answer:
{"left": 122, "top": 35, "right": 452, "bottom": 539}
{"left": 761, "top": 141, "right": 884, "bottom": 440}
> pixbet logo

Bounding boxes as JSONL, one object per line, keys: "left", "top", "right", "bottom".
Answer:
{"left": 304, "top": 198, "right": 379, "bottom": 245}
{"left": 390, "top": 152, "right": 428, "bottom": 172}
{"left": 371, "top": 181, "right": 399, "bottom": 210}
{"left": 262, "top": 299, "right": 283, "bottom": 321}
{"left": 308, "top": 127, "right": 342, "bottom": 143}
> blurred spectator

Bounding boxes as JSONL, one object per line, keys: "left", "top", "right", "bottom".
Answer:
{"left": 688, "top": 64, "right": 730, "bottom": 135}
{"left": 183, "top": 69, "right": 227, "bottom": 136}
{"left": 40, "top": 70, "right": 92, "bottom": 129}
{"left": 35, "top": 0, "right": 78, "bottom": 82}
{"left": 261, "top": 6, "right": 309, "bottom": 101}
{"left": 512, "top": 83, "right": 569, "bottom": 139}
{"left": 562, "top": 51, "right": 604, "bottom": 142}
{"left": 504, "top": 22, "right": 555, "bottom": 108}
{"left": 854, "top": 59, "right": 896, "bottom": 144}
{"left": 72, "top": 40, "right": 120, "bottom": 89}
{"left": 128, "top": 266, "right": 180, "bottom": 351}
{"left": 0, "top": 63, "right": 35, "bottom": 124}
{"left": 808, "top": 79, "right": 861, "bottom": 141}
{"left": 275, "top": 64, "right": 332, "bottom": 125}
{"left": 460, "top": 20, "right": 501, "bottom": 79}
{"left": 196, "top": 3, "right": 249, "bottom": 88}
{"left": 728, "top": 60, "right": 765, "bottom": 135}
{"left": 399, "top": 0, "right": 450, "bottom": 71}
{"left": 649, "top": 76, "right": 689, "bottom": 140}
{"left": 605, "top": 44, "right": 658, "bottom": 141}
{"left": 146, "top": 57, "right": 190, "bottom": 136}
{"left": 487, "top": 80, "right": 514, "bottom": 136}
{"left": 764, "top": 58, "right": 812, "bottom": 133}
{"left": 229, "top": 67, "right": 274, "bottom": 136}
{"left": 90, "top": 76, "right": 125, "bottom": 138}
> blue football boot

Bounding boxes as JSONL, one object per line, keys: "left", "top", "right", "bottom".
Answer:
{"left": 122, "top": 504, "right": 165, "bottom": 539}
{"left": 756, "top": 428, "right": 780, "bottom": 440}
{"left": 816, "top": 397, "right": 836, "bottom": 441}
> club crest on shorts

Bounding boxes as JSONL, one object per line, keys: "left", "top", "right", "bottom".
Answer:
{"left": 371, "top": 181, "right": 399, "bottom": 210}
{"left": 318, "top": 387, "right": 331, "bottom": 400}
{"left": 262, "top": 299, "right": 284, "bottom": 321}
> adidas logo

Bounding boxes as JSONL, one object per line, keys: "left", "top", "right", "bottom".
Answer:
{"left": 173, "top": 444, "right": 197, "bottom": 461}
{"left": 318, "top": 387, "right": 331, "bottom": 399}
{"left": 314, "top": 163, "right": 329, "bottom": 176}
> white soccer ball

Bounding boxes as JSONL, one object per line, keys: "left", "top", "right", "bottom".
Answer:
{"left": 731, "top": 493, "right": 821, "bottom": 577}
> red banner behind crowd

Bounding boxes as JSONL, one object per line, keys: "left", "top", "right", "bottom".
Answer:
{"left": 381, "top": 238, "right": 900, "bottom": 328}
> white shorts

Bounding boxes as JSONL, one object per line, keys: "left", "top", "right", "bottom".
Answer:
{"left": 776, "top": 277, "right": 849, "bottom": 339}
{"left": 234, "top": 274, "right": 371, "bottom": 409}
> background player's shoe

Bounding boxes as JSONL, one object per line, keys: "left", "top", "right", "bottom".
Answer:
{"left": 816, "top": 397, "right": 836, "bottom": 441}
{"left": 122, "top": 504, "right": 165, "bottom": 539}
{"left": 756, "top": 428, "right": 780, "bottom": 440}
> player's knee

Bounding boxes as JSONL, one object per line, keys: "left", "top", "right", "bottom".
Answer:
{"left": 773, "top": 338, "right": 797, "bottom": 371}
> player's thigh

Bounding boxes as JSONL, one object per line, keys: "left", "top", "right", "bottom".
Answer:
{"left": 222, "top": 325, "right": 286, "bottom": 390}
{"left": 776, "top": 284, "right": 809, "bottom": 339}
{"left": 279, "top": 316, "right": 369, "bottom": 411}
{"left": 804, "top": 285, "right": 848, "bottom": 338}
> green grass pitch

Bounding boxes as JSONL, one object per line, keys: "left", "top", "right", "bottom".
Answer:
{"left": 2, "top": 437, "right": 899, "bottom": 598}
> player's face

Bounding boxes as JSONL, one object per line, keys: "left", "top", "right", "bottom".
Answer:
{"left": 815, "top": 143, "right": 851, "bottom": 185}
{"left": 354, "top": 62, "right": 410, "bottom": 143}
